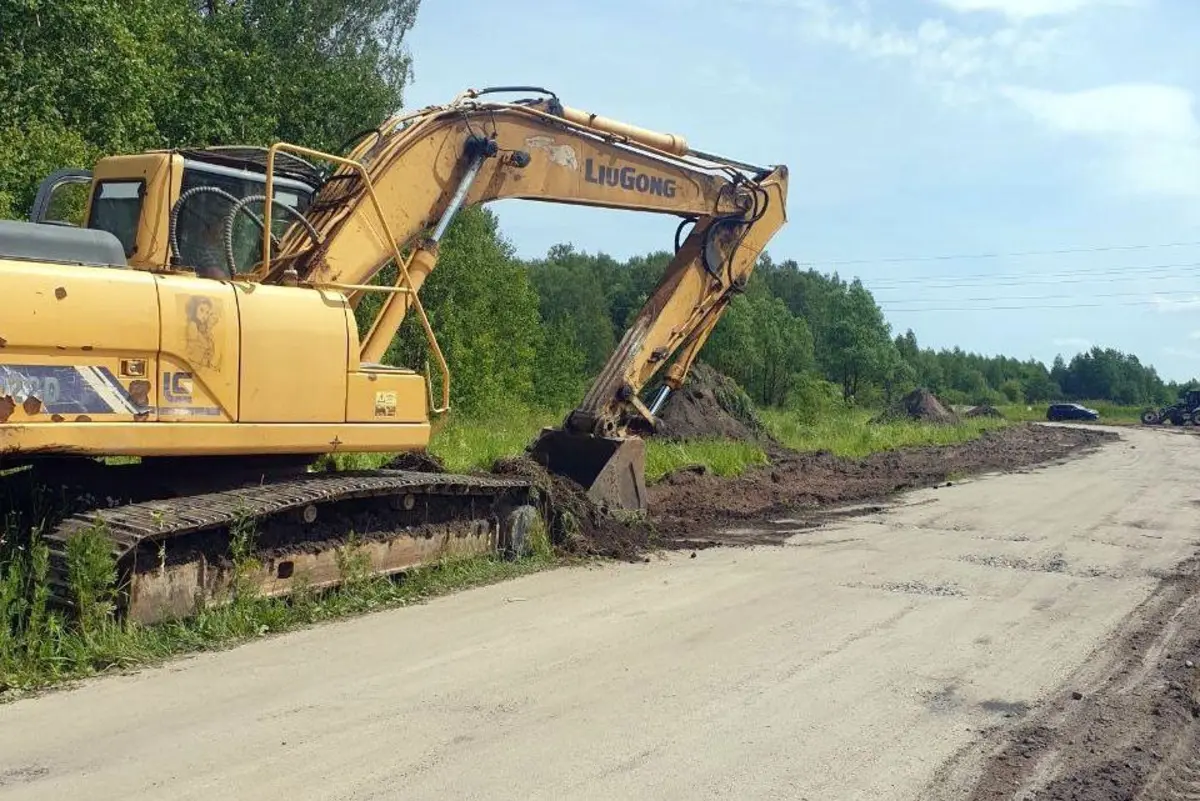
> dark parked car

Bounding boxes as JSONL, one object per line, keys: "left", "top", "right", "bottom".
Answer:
{"left": 1046, "top": 402, "right": 1099, "bottom": 422}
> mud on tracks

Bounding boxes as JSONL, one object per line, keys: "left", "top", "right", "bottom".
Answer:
{"left": 932, "top": 555, "right": 1200, "bottom": 801}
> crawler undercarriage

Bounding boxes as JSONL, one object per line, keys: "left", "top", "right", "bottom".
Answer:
{"left": 5, "top": 457, "right": 544, "bottom": 624}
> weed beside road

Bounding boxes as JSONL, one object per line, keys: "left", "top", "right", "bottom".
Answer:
{"left": 761, "top": 408, "right": 1009, "bottom": 459}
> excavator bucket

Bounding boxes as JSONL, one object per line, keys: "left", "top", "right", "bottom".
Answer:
{"left": 527, "top": 428, "right": 647, "bottom": 512}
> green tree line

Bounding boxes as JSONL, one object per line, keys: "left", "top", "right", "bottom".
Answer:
{"left": 2, "top": 0, "right": 1189, "bottom": 417}
{"left": 371, "top": 215, "right": 1191, "bottom": 416}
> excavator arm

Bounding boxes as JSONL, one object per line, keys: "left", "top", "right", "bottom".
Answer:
{"left": 252, "top": 87, "right": 789, "bottom": 509}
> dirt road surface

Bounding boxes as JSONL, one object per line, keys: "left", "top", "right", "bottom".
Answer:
{"left": 3, "top": 425, "right": 1200, "bottom": 800}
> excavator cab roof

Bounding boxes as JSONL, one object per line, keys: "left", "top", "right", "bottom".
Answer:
{"left": 173, "top": 146, "right": 326, "bottom": 191}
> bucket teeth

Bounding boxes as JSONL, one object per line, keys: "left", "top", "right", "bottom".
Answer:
{"left": 527, "top": 428, "right": 647, "bottom": 512}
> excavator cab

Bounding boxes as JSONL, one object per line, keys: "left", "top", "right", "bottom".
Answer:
{"left": 28, "top": 146, "right": 320, "bottom": 277}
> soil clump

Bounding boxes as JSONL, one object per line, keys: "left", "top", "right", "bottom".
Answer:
{"left": 644, "top": 423, "right": 1113, "bottom": 546}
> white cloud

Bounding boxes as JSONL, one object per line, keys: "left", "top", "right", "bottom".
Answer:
{"left": 932, "top": 0, "right": 1141, "bottom": 21}
{"left": 741, "top": 0, "right": 1060, "bottom": 104}
{"left": 1001, "top": 84, "right": 1199, "bottom": 140}
{"left": 1152, "top": 294, "right": 1200, "bottom": 313}
{"left": 1163, "top": 346, "right": 1200, "bottom": 360}
{"left": 1002, "top": 83, "right": 1200, "bottom": 199}
{"left": 1190, "top": 331, "right": 1200, "bottom": 340}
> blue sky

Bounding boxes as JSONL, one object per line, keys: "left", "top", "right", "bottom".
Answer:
{"left": 401, "top": 0, "right": 1200, "bottom": 382}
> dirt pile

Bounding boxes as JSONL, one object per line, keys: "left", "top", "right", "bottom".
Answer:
{"left": 497, "top": 422, "right": 1114, "bottom": 559}
{"left": 966, "top": 404, "right": 1004, "bottom": 419}
{"left": 653, "top": 363, "right": 775, "bottom": 445}
{"left": 646, "top": 424, "right": 1115, "bottom": 546}
{"left": 490, "top": 455, "right": 656, "bottom": 561}
{"left": 874, "top": 388, "right": 959, "bottom": 424}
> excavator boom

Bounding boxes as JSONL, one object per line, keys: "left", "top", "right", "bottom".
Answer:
{"left": 256, "top": 87, "right": 788, "bottom": 508}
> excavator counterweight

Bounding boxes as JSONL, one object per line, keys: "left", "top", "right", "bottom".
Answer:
{"left": 1, "top": 86, "right": 788, "bottom": 622}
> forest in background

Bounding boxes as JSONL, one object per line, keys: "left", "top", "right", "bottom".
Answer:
{"left": 2, "top": 0, "right": 1193, "bottom": 419}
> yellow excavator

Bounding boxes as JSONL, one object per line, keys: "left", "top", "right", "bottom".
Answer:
{"left": 0, "top": 86, "right": 788, "bottom": 622}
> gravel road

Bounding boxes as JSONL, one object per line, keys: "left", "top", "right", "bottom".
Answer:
{"left": 2, "top": 425, "right": 1198, "bottom": 800}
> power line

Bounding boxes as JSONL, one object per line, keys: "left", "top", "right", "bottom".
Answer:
{"left": 870, "top": 268, "right": 1200, "bottom": 292}
{"left": 878, "top": 288, "right": 1200, "bottom": 305}
{"left": 859, "top": 260, "right": 1200, "bottom": 287}
{"left": 794, "top": 240, "right": 1200, "bottom": 268}
{"left": 882, "top": 298, "right": 1199, "bottom": 312}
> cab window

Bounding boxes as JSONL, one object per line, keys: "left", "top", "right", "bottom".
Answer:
{"left": 88, "top": 180, "right": 145, "bottom": 257}
{"left": 31, "top": 171, "right": 92, "bottom": 227}
{"left": 174, "top": 164, "right": 311, "bottom": 278}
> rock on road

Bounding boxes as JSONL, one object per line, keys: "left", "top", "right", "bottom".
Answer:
{"left": 3, "top": 426, "right": 1199, "bottom": 800}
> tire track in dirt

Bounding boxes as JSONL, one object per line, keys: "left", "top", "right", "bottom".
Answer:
{"left": 928, "top": 556, "right": 1200, "bottom": 801}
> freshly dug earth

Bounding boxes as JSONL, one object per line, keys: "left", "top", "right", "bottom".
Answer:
{"left": 966, "top": 404, "right": 1004, "bottom": 419}
{"left": 652, "top": 363, "right": 775, "bottom": 444}
{"left": 491, "top": 455, "right": 656, "bottom": 561}
{"left": 646, "top": 423, "right": 1115, "bottom": 546}
{"left": 874, "top": 387, "right": 959, "bottom": 424}
{"left": 504, "top": 423, "right": 1114, "bottom": 558}
{"left": 940, "top": 554, "right": 1200, "bottom": 801}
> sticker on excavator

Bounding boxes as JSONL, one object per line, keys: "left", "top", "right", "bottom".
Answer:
{"left": 527, "top": 427, "right": 647, "bottom": 512}
{"left": 374, "top": 391, "right": 397, "bottom": 417}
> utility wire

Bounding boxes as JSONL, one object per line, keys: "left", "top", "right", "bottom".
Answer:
{"left": 859, "top": 260, "right": 1200, "bottom": 287}
{"left": 870, "top": 269, "right": 1200, "bottom": 292}
{"left": 795, "top": 240, "right": 1200, "bottom": 268}
{"left": 883, "top": 298, "right": 1199, "bottom": 312}
{"left": 879, "top": 287, "right": 1200, "bottom": 305}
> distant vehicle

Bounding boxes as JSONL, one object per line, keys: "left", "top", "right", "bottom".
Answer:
{"left": 1139, "top": 389, "right": 1200, "bottom": 426}
{"left": 1046, "top": 403, "right": 1099, "bottom": 422}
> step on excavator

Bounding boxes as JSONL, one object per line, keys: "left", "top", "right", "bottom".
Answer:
{"left": 0, "top": 86, "right": 789, "bottom": 623}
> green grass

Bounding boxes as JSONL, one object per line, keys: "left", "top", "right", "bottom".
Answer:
{"left": 428, "top": 407, "right": 563, "bottom": 472}
{"left": 316, "top": 406, "right": 564, "bottom": 474}
{"left": 321, "top": 405, "right": 774, "bottom": 484}
{"left": 760, "top": 407, "right": 1009, "bottom": 460}
{"left": 996, "top": 400, "right": 1144, "bottom": 424}
{"left": 644, "top": 438, "right": 769, "bottom": 482}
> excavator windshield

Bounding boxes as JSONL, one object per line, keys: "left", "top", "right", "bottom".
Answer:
{"left": 173, "top": 155, "right": 317, "bottom": 278}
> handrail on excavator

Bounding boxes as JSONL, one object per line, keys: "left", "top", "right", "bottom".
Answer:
{"left": 261, "top": 141, "right": 453, "bottom": 416}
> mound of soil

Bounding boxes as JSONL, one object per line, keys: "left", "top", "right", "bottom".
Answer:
{"left": 653, "top": 363, "right": 775, "bottom": 445}
{"left": 645, "top": 423, "right": 1115, "bottom": 547}
{"left": 382, "top": 451, "right": 446, "bottom": 473}
{"left": 490, "top": 455, "right": 656, "bottom": 562}
{"left": 966, "top": 404, "right": 1004, "bottom": 419}
{"left": 497, "top": 420, "right": 1114, "bottom": 561}
{"left": 874, "top": 388, "right": 959, "bottom": 425}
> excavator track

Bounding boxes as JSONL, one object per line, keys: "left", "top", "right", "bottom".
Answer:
{"left": 38, "top": 468, "right": 540, "bottom": 624}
